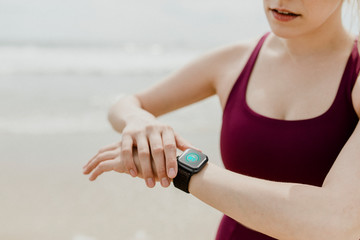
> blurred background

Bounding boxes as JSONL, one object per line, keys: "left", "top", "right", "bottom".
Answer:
{"left": 0, "top": 1, "right": 356, "bottom": 240}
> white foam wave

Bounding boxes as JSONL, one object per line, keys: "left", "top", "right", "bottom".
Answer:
{"left": 0, "top": 44, "right": 198, "bottom": 76}
{"left": 0, "top": 113, "right": 111, "bottom": 135}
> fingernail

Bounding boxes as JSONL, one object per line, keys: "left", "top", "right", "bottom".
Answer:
{"left": 146, "top": 178, "right": 154, "bottom": 188}
{"left": 130, "top": 169, "right": 136, "bottom": 177}
{"left": 168, "top": 168, "right": 176, "bottom": 178}
{"left": 161, "top": 178, "right": 169, "bottom": 187}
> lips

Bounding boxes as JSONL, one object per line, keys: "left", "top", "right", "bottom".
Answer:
{"left": 270, "top": 8, "right": 301, "bottom": 22}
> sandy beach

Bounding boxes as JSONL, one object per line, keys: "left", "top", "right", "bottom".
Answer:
{"left": 0, "top": 94, "right": 224, "bottom": 240}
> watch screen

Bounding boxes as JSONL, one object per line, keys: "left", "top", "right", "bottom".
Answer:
{"left": 178, "top": 149, "right": 208, "bottom": 169}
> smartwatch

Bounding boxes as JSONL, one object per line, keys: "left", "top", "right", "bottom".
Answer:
{"left": 173, "top": 149, "right": 208, "bottom": 193}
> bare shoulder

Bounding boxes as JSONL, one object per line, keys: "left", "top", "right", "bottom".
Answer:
{"left": 135, "top": 35, "right": 264, "bottom": 116}
{"left": 207, "top": 37, "right": 260, "bottom": 109}
{"left": 352, "top": 75, "right": 360, "bottom": 118}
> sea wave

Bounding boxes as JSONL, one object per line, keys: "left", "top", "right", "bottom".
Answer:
{"left": 0, "top": 112, "right": 111, "bottom": 135}
{"left": 0, "top": 44, "right": 199, "bottom": 76}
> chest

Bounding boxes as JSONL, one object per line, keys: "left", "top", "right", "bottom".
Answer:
{"left": 219, "top": 52, "right": 360, "bottom": 184}
{"left": 246, "top": 55, "right": 348, "bottom": 120}
{"left": 217, "top": 52, "right": 360, "bottom": 120}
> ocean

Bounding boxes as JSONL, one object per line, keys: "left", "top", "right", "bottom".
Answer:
{"left": 0, "top": 1, "right": 270, "bottom": 136}
{"left": 0, "top": 1, "right": 356, "bottom": 135}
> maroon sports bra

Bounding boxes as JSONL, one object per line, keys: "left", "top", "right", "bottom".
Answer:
{"left": 217, "top": 33, "right": 360, "bottom": 239}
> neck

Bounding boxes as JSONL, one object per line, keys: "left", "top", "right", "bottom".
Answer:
{"left": 274, "top": 7, "right": 353, "bottom": 58}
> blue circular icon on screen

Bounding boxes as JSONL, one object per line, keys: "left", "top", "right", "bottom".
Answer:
{"left": 186, "top": 153, "right": 199, "bottom": 163}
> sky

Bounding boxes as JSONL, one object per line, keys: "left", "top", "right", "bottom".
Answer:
{"left": 0, "top": 1, "right": 268, "bottom": 46}
{"left": 0, "top": 1, "right": 357, "bottom": 47}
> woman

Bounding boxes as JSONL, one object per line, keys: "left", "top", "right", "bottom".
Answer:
{"left": 83, "top": 0, "right": 360, "bottom": 239}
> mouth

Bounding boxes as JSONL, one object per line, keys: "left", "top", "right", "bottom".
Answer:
{"left": 270, "top": 8, "right": 301, "bottom": 21}
{"left": 271, "top": 8, "right": 301, "bottom": 16}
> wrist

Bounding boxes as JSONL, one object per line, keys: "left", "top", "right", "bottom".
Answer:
{"left": 108, "top": 96, "right": 155, "bottom": 132}
{"left": 173, "top": 149, "right": 208, "bottom": 193}
{"left": 123, "top": 110, "right": 156, "bottom": 126}
{"left": 188, "top": 162, "right": 210, "bottom": 194}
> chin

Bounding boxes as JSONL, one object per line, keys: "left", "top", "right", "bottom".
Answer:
{"left": 265, "top": 12, "right": 305, "bottom": 39}
{"left": 269, "top": 27, "right": 302, "bottom": 39}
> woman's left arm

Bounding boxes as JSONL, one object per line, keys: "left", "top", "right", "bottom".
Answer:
{"left": 190, "top": 121, "right": 360, "bottom": 240}
{"left": 85, "top": 78, "right": 360, "bottom": 239}
{"left": 84, "top": 123, "right": 360, "bottom": 239}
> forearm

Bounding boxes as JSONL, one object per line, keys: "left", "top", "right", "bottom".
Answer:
{"left": 108, "top": 95, "right": 156, "bottom": 133}
{"left": 189, "top": 163, "right": 357, "bottom": 240}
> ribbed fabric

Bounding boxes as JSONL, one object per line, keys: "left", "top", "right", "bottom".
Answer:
{"left": 217, "top": 33, "right": 360, "bottom": 239}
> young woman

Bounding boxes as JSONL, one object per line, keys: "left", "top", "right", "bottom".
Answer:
{"left": 83, "top": 0, "right": 360, "bottom": 239}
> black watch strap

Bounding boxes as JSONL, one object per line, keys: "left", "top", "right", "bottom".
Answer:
{"left": 173, "top": 167, "right": 192, "bottom": 193}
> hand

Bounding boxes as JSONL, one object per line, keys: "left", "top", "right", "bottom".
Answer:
{"left": 119, "top": 116, "right": 200, "bottom": 188}
{"left": 82, "top": 142, "right": 125, "bottom": 181}
{"left": 82, "top": 142, "right": 160, "bottom": 183}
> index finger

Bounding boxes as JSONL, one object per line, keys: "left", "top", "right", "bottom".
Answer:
{"left": 162, "top": 129, "right": 177, "bottom": 178}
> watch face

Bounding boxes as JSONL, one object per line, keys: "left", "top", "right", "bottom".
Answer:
{"left": 178, "top": 149, "right": 208, "bottom": 171}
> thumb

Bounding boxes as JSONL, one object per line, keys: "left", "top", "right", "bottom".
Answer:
{"left": 174, "top": 133, "right": 202, "bottom": 152}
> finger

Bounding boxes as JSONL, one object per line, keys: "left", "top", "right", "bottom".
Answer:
{"left": 162, "top": 129, "right": 177, "bottom": 179}
{"left": 83, "top": 149, "right": 119, "bottom": 175}
{"left": 83, "top": 142, "right": 120, "bottom": 169}
{"left": 175, "top": 133, "right": 202, "bottom": 152}
{"left": 121, "top": 134, "right": 137, "bottom": 177}
{"left": 136, "top": 135, "right": 154, "bottom": 188}
{"left": 89, "top": 159, "right": 118, "bottom": 181}
{"left": 149, "top": 133, "right": 169, "bottom": 187}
